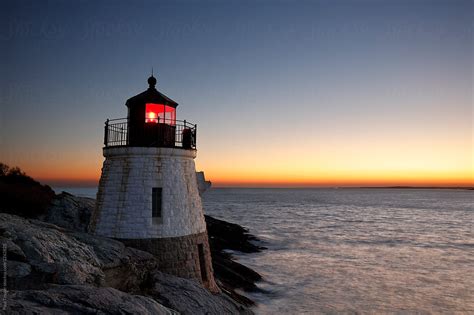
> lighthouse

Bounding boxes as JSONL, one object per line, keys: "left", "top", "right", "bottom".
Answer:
{"left": 89, "top": 75, "right": 218, "bottom": 292}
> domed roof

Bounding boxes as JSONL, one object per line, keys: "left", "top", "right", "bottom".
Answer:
{"left": 147, "top": 75, "right": 157, "bottom": 87}
{"left": 126, "top": 76, "right": 178, "bottom": 108}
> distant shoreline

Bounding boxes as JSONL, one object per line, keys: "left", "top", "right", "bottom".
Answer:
{"left": 355, "top": 186, "right": 474, "bottom": 190}
{"left": 211, "top": 186, "right": 474, "bottom": 190}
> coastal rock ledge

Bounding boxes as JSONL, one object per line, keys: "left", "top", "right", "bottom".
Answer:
{"left": 0, "top": 192, "right": 262, "bottom": 314}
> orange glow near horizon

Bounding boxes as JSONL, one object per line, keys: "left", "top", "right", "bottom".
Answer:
{"left": 198, "top": 163, "right": 473, "bottom": 187}
{"left": 3, "top": 136, "right": 472, "bottom": 188}
{"left": 32, "top": 172, "right": 473, "bottom": 188}
{"left": 206, "top": 172, "right": 473, "bottom": 187}
{"left": 3, "top": 105, "right": 472, "bottom": 188}
{"left": 4, "top": 133, "right": 472, "bottom": 188}
{"left": 23, "top": 159, "right": 473, "bottom": 188}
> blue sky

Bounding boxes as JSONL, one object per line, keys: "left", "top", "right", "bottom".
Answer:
{"left": 1, "top": 0, "right": 472, "bottom": 186}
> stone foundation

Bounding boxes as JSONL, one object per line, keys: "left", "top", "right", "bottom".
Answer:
{"left": 119, "top": 232, "right": 219, "bottom": 293}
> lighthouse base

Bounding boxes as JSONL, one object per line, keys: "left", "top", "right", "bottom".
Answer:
{"left": 90, "top": 146, "right": 219, "bottom": 292}
{"left": 119, "top": 232, "right": 219, "bottom": 293}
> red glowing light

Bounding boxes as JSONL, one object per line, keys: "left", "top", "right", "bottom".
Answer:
{"left": 145, "top": 103, "right": 176, "bottom": 125}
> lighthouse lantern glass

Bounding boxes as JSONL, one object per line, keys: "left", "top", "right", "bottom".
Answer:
{"left": 145, "top": 103, "right": 176, "bottom": 125}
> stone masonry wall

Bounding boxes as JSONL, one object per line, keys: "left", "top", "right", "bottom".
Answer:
{"left": 120, "top": 232, "right": 219, "bottom": 293}
{"left": 89, "top": 147, "right": 207, "bottom": 239}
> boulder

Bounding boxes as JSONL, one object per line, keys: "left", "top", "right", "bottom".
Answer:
{"left": 71, "top": 232, "right": 159, "bottom": 293}
{"left": 205, "top": 215, "right": 264, "bottom": 253}
{"left": 147, "top": 271, "right": 253, "bottom": 315}
{"left": 0, "top": 214, "right": 104, "bottom": 289}
{"left": 40, "top": 192, "right": 94, "bottom": 232}
{"left": 0, "top": 213, "right": 162, "bottom": 294}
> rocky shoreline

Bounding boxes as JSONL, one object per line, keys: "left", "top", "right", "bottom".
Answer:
{"left": 1, "top": 192, "right": 265, "bottom": 314}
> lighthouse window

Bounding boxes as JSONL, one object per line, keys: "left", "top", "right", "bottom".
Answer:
{"left": 152, "top": 187, "right": 162, "bottom": 218}
{"left": 145, "top": 104, "right": 161, "bottom": 123}
{"left": 145, "top": 103, "right": 176, "bottom": 125}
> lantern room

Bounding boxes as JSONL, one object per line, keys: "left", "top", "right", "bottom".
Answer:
{"left": 101, "top": 75, "right": 196, "bottom": 149}
{"left": 126, "top": 75, "right": 178, "bottom": 148}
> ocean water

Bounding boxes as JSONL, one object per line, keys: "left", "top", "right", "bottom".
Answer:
{"left": 202, "top": 188, "right": 474, "bottom": 314}
{"left": 54, "top": 187, "right": 98, "bottom": 198}
{"left": 56, "top": 186, "right": 473, "bottom": 313}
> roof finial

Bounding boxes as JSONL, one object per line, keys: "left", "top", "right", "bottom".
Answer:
{"left": 148, "top": 68, "right": 157, "bottom": 88}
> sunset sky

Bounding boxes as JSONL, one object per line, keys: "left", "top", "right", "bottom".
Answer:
{"left": 1, "top": 0, "right": 473, "bottom": 187}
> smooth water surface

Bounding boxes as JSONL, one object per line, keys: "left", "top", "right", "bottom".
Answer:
{"left": 202, "top": 188, "right": 473, "bottom": 314}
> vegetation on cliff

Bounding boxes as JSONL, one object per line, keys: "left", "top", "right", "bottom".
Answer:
{"left": 0, "top": 163, "right": 55, "bottom": 218}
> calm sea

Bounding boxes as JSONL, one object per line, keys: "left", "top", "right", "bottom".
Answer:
{"left": 203, "top": 188, "right": 473, "bottom": 314}
{"left": 55, "top": 187, "right": 474, "bottom": 314}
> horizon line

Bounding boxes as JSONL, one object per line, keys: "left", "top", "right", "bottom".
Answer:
{"left": 49, "top": 183, "right": 474, "bottom": 190}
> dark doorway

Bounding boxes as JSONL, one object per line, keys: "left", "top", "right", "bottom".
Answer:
{"left": 198, "top": 244, "right": 208, "bottom": 282}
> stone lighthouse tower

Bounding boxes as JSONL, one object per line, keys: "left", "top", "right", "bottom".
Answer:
{"left": 89, "top": 75, "right": 218, "bottom": 292}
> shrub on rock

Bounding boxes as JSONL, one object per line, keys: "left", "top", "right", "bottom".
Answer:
{"left": 0, "top": 163, "right": 55, "bottom": 218}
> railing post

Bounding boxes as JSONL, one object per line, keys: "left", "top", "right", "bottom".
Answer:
{"left": 183, "top": 120, "right": 187, "bottom": 148}
{"left": 194, "top": 124, "right": 197, "bottom": 148}
{"left": 104, "top": 119, "right": 109, "bottom": 146}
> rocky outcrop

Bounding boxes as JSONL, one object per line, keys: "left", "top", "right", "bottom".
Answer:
{"left": 39, "top": 193, "right": 265, "bottom": 305}
{"left": 8, "top": 285, "right": 177, "bottom": 315}
{"left": 1, "top": 213, "right": 159, "bottom": 293}
{"left": 1, "top": 213, "right": 254, "bottom": 314}
{"left": 40, "top": 192, "right": 94, "bottom": 233}
{"left": 205, "top": 215, "right": 264, "bottom": 254}
{"left": 1, "top": 214, "right": 104, "bottom": 290}
{"left": 0, "top": 168, "right": 265, "bottom": 313}
{"left": 147, "top": 271, "right": 253, "bottom": 315}
{"left": 205, "top": 215, "right": 266, "bottom": 304}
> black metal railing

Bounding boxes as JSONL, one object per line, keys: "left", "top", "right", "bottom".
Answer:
{"left": 104, "top": 118, "right": 197, "bottom": 149}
